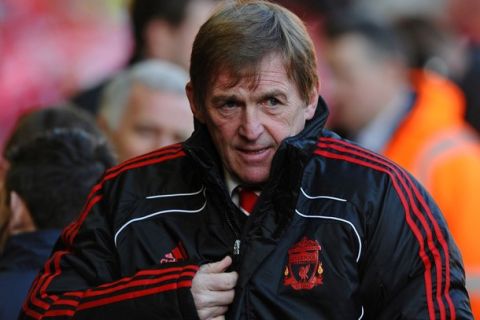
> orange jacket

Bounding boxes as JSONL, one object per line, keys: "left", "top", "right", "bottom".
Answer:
{"left": 384, "top": 70, "right": 480, "bottom": 317}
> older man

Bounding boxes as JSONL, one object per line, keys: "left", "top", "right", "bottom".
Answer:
{"left": 21, "top": 1, "right": 472, "bottom": 319}
{"left": 98, "top": 60, "right": 194, "bottom": 162}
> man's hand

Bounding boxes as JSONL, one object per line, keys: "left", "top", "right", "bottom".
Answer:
{"left": 191, "top": 256, "right": 238, "bottom": 320}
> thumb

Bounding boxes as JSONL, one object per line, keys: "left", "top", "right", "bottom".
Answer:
{"left": 201, "top": 256, "right": 232, "bottom": 273}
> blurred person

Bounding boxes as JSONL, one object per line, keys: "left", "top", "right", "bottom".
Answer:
{"left": 396, "top": 15, "right": 480, "bottom": 320}
{"left": 20, "top": 2, "right": 471, "bottom": 319}
{"left": 97, "top": 60, "right": 194, "bottom": 163}
{"left": 130, "top": 0, "right": 218, "bottom": 70}
{"left": 324, "top": 15, "right": 480, "bottom": 317}
{"left": 0, "top": 107, "right": 115, "bottom": 320}
{"left": 0, "top": 105, "right": 114, "bottom": 251}
{"left": 447, "top": 0, "right": 480, "bottom": 135}
{"left": 271, "top": 0, "right": 353, "bottom": 119}
{"left": 74, "top": 0, "right": 218, "bottom": 114}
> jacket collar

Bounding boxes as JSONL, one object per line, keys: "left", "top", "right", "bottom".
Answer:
{"left": 183, "top": 95, "right": 329, "bottom": 166}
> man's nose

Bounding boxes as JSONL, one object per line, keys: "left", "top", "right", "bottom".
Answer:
{"left": 238, "top": 106, "right": 263, "bottom": 140}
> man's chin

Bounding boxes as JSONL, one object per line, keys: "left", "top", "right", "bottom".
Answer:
{"left": 234, "top": 169, "right": 270, "bottom": 186}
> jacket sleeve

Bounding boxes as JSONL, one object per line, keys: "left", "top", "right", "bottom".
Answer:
{"left": 360, "top": 169, "right": 473, "bottom": 319}
{"left": 19, "top": 176, "right": 200, "bottom": 320}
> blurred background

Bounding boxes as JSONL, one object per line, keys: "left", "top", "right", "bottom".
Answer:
{"left": 0, "top": 0, "right": 131, "bottom": 149}
{"left": 0, "top": 0, "right": 479, "bottom": 317}
{"left": 1, "top": 0, "right": 479, "bottom": 148}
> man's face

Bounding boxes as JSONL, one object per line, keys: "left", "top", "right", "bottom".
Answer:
{"left": 325, "top": 35, "right": 398, "bottom": 135}
{"left": 112, "top": 84, "right": 194, "bottom": 162}
{"left": 173, "top": 0, "right": 216, "bottom": 69}
{"left": 190, "top": 54, "right": 317, "bottom": 186}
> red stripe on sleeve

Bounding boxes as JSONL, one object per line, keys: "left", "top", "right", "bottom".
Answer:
{"left": 319, "top": 137, "right": 455, "bottom": 319}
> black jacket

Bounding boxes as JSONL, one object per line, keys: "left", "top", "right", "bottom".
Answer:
{"left": 20, "top": 98, "right": 472, "bottom": 319}
{"left": 0, "top": 230, "right": 60, "bottom": 320}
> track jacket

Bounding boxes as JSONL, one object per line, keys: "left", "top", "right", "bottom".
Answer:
{"left": 383, "top": 71, "right": 480, "bottom": 318}
{"left": 20, "top": 98, "right": 472, "bottom": 319}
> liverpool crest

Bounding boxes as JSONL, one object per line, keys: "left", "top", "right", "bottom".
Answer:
{"left": 283, "top": 236, "right": 323, "bottom": 290}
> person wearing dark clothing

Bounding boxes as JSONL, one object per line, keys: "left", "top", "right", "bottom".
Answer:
{"left": 0, "top": 107, "right": 115, "bottom": 319}
{"left": 0, "top": 230, "right": 59, "bottom": 320}
{"left": 73, "top": 0, "right": 217, "bottom": 114}
{"left": 20, "top": 1, "right": 472, "bottom": 319}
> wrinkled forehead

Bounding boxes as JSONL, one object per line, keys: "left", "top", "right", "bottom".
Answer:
{"left": 207, "top": 52, "right": 291, "bottom": 93}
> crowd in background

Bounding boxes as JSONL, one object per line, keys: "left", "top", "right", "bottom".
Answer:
{"left": 0, "top": 0, "right": 479, "bottom": 318}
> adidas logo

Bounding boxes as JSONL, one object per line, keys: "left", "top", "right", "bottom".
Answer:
{"left": 160, "top": 242, "right": 187, "bottom": 264}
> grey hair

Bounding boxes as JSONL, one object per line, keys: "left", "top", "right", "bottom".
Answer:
{"left": 99, "top": 60, "right": 189, "bottom": 129}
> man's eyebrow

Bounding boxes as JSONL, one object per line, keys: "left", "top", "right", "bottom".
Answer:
{"left": 210, "top": 94, "right": 238, "bottom": 104}
{"left": 258, "top": 90, "right": 288, "bottom": 101}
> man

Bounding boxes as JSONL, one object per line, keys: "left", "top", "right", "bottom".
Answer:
{"left": 74, "top": 0, "right": 217, "bottom": 114}
{"left": 130, "top": 0, "right": 218, "bottom": 70}
{"left": 21, "top": 1, "right": 472, "bottom": 319}
{"left": 324, "top": 16, "right": 480, "bottom": 318}
{"left": 0, "top": 107, "right": 115, "bottom": 319}
{"left": 98, "top": 60, "right": 194, "bottom": 162}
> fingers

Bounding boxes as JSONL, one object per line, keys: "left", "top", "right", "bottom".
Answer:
{"left": 194, "top": 286, "right": 235, "bottom": 307}
{"left": 205, "top": 269, "right": 238, "bottom": 291}
{"left": 200, "top": 256, "right": 232, "bottom": 273}
{"left": 197, "top": 306, "right": 228, "bottom": 320}
{"left": 191, "top": 256, "right": 238, "bottom": 320}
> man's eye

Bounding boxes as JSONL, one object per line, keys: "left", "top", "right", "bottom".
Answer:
{"left": 223, "top": 100, "right": 238, "bottom": 108}
{"left": 266, "top": 97, "right": 280, "bottom": 107}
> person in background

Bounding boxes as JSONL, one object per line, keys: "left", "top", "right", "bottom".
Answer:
{"left": 324, "top": 15, "right": 480, "bottom": 318}
{"left": 447, "top": 0, "right": 480, "bottom": 134}
{"left": 0, "top": 107, "right": 115, "bottom": 320}
{"left": 129, "top": 0, "right": 218, "bottom": 69}
{"left": 20, "top": 1, "right": 472, "bottom": 319}
{"left": 97, "top": 60, "right": 194, "bottom": 163}
{"left": 394, "top": 15, "right": 480, "bottom": 320}
{"left": 0, "top": 106, "right": 114, "bottom": 251}
{"left": 74, "top": 0, "right": 218, "bottom": 114}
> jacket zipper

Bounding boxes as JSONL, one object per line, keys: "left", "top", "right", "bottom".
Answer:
{"left": 233, "top": 239, "right": 241, "bottom": 255}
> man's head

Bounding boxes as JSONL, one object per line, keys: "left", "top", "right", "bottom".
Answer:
{"left": 99, "top": 60, "right": 194, "bottom": 162}
{"left": 130, "top": 0, "right": 217, "bottom": 69}
{"left": 187, "top": 0, "right": 319, "bottom": 186}
{"left": 324, "top": 15, "right": 408, "bottom": 136}
{"left": 4, "top": 107, "right": 115, "bottom": 234}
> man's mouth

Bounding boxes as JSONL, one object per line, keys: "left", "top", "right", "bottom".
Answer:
{"left": 236, "top": 147, "right": 272, "bottom": 163}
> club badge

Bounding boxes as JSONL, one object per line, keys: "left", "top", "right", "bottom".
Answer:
{"left": 284, "top": 236, "right": 323, "bottom": 290}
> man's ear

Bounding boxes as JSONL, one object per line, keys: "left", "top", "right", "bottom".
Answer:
{"left": 8, "top": 191, "right": 35, "bottom": 235}
{"left": 304, "top": 87, "right": 319, "bottom": 120}
{"left": 186, "top": 82, "right": 205, "bottom": 123}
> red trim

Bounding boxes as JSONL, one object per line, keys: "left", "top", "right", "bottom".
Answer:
{"left": 31, "top": 279, "right": 195, "bottom": 317}
{"left": 105, "top": 144, "right": 182, "bottom": 175}
{"left": 315, "top": 148, "right": 436, "bottom": 319}
{"left": 27, "top": 252, "right": 63, "bottom": 311}
{"left": 24, "top": 262, "right": 198, "bottom": 318}
{"left": 63, "top": 149, "right": 186, "bottom": 245}
{"left": 78, "top": 280, "right": 193, "bottom": 311}
{"left": 83, "top": 270, "right": 196, "bottom": 299}
{"left": 103, "top": 151, "right": 186, "bottom": 182}
{"left": 94, "top": 265, "right": 198, "bottom": 291}
{"left": 50, "top": 299, "right": 80, "bottom": 307}
{"left": 43, "top": 309, "right": 75, "bottom": 317}
{"left": 23, "top": 307, "right": 43, "bottom": 319}
{"left": 63, "top": 145, "right": 184, "bottom": 242}
{"left": 23, "top": 147, "right": 191, "bottom": 318}
{"left": 317, "top": 137, "right": 455, "bottom": 319}
{"left": 64, "top": 194, "right": 102, "bottom": 245}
